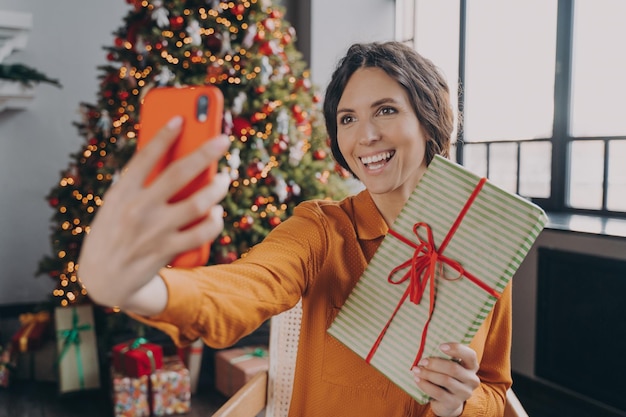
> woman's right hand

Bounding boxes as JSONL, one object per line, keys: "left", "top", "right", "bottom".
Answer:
{"left": 77, "top": 116, "right": 231, "bottom": 314}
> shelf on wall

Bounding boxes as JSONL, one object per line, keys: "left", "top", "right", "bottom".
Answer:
{"left": 0, "top": 10, "right": 34, "bottom": 112}
{"left": 0, "top": 80, "right": 34, "bottom": 112}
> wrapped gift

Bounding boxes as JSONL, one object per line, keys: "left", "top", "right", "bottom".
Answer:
{"left": 0, "top": 346, "right": 12, "bottom": 387}
{"left": 11, "top": 311, "right": 51, "bottom": 353}
{"left": 214, "top": 346, "right": 269, "bottom": 397}
{"left": 113, "top": 338, "right": 163, "bottom": 378}
{"left": 328, "top": 155, "right": 548, "bottom": 404}
{"left": 178, "top": 338, "right": 203, "bottom": 394}
{"left": 111, "top": 367, "right": 150, "bottom": 417}
{"left": 14, "top": 339, "right": 58, "bottom": 381}
{"left": 150, "top": 356, "right": 191, "bottom": 416}
{"left": 55, "top": 304, "right": 101, "bottom": 393}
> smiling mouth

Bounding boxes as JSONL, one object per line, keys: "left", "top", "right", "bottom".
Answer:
{"left": 359, "top": 151, "right": 395, "bottom": 170}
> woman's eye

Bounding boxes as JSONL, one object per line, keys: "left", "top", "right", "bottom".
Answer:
{"left": 339, "top": 115, "right": 355, "bottom": 125}
{"left": 378, "top": 106, "right": 397, "bottom": 116}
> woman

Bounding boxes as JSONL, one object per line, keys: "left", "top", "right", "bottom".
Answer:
{"left": 79, "top": 41, "right": 511, "bottom": 416}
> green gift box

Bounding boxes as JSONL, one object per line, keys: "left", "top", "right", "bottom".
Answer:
{"left": 55, "top": 304, "right": 101, "bottom": 393}
{"left": 328, "top": 155, "right": 548, "bottom": 404}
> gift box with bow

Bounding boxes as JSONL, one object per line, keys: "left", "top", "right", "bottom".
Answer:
{"left": 55, "top": 304, "right": 101, "bottom": 393}
{"left": 328, "top": 155, "right": 548, "bottom": 404}
{"left": 11, "top": 311, "right": 51, "bottom": 353}
{"left": 113, "top": 338, "right": 163, "bottom": 378}
{"left": 214, "top": 346, "right": 269, "bottom": 397}
{"left": 110, "top": 355, "right": 190, "bottom": 417}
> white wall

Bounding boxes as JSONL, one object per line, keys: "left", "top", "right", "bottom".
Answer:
{"left": 0, "top": 0, "right": 395, "bottom": 306}
{"left": 0, "top": 1, "right": 130, "bottom": 305}
{"left": 309, "top": 0, "right": 395, "bottom": 92}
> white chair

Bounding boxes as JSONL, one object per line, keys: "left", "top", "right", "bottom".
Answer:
{"left": 212, "top": 301, "right": 528, "bottom": 417}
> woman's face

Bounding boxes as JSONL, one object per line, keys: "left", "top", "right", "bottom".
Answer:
{"left": 336, "top": 67, "right": 428, "bottom": 201}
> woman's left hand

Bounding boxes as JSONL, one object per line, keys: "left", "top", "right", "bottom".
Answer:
{"left": 411, "top": 343, "right": 480, "bottom": 417}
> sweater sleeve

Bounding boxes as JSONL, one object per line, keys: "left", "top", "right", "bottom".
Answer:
{"left": 457, "top": 281, "right": 513, "bottom": 416}
{"left": 127, "top": 201, "right": 330, "bottom": 348}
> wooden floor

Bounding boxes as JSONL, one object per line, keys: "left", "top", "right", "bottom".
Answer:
{"left": 0, "top": 380, "right": 229, "bottom": 417}
{"left": 2, "top": 372, "right": 626, "bottom": 417}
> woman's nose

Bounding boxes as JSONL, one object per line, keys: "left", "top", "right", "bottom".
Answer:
{"left": 357, "top": 120, "right": 381, "bottom": 145}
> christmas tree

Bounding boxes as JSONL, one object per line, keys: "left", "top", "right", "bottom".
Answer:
{"left": 38, "top": 0, "right": 350, "bottom": 307}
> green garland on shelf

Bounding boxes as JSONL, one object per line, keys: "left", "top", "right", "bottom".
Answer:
{"left": 0, "top": 63, "right": 61, "bottom": 88}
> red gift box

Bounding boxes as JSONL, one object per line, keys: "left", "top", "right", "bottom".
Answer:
{"left": 113, "top": 338, "right": 163, "bottom": 378}
{"left": 11, "top": 311, "right": 51, "bottom": 353}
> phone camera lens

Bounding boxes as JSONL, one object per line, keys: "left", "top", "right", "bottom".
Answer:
{"left": 197, "top": 95, "right": 209, "bottom": 122}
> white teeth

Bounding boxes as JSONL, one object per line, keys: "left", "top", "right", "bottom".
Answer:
{"left": 360, "top": 151, "right": 393, "bottom": 166}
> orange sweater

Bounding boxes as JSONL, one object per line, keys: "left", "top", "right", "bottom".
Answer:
{"left": 134, "top": 190, "right": 512, "bottom": 416}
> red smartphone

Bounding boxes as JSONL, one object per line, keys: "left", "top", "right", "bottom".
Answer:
{"left": 137, "top": 85, "right": 224, "bottom": 268}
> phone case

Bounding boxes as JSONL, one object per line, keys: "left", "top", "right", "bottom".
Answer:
{"left": 137, "top": 85, "right": 224, "bottom": 267}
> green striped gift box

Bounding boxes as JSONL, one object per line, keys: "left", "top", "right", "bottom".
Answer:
{"left": 327, "top": 155, "right": 548, "bottom": 404}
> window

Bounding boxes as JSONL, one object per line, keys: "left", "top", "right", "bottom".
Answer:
{"left": 397, "top": 0, "right": 626, "bottom": 217}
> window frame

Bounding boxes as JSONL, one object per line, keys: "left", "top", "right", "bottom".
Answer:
{"left": 450, "top": 0, "right": 626, "bottom": 218}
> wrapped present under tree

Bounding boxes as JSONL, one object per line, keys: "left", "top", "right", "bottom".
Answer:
{"left": 328, "top": 155, "right": 548, "bottom": 404}
{"left": 214, "top": 345, "right": 269, "bottom": 397}
{"left": 11, "top": 311, "right": 51, "bottom": 353}
{"left": 112, "top": 338, "right": 163, "bottom": 378}
{"left": 55, "top": 304, "right": 101, "bottom": 393}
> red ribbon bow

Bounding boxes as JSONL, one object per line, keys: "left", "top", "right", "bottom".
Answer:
{"left": 365, "top": 177, "right": 501, "bottom": 368}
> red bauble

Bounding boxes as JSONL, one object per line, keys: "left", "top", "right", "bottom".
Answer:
{"left": 219, "top": 235, "right": 232, "bottom": 245}
{"left": 118, "top": 91, "right": 129, "bottom": 101}
{"left": 269, "top": 217, "right": 281, "bottom": 227}
{"left": 89, "top": 137, "right": 98, "bottom": 145}
{"left": 271, "top": 140, "right": 288, "bottom": 154}
{"left": 313, "top": 149, "right": 327, "bottom": 160}
{"left": 246, "top": 161, "right": 264, "bottom": 178}
{"left": 170, "top": 16, "right": 185, "bottom": 31}
{"left": 232, "top": 117, "right": 252, "bottom": 137}
{"left": 107, "top": 52, "right": 116, "bottom": 61}
{"left": 292, "top": 105, "right": 306, "bottom": 124}
{"left": 259, "top": 41, "right": 274, "bottom": 55}
{"left": 114, "top": 37, "right": 124, "bottom": 47}
{"left": 239, "top": 214, "right": 254, "bottom": 231}
{"left": 231, "top": 3, "right": 245, "bottom": 16}
{"left": 255, "top": 86, "right": 266, "bottom": 94}
{"left": 254, "top": 30, "right": 266, "bottom": 42}
{"left": 49, "top": 197, "right": 59, "bottom": 207}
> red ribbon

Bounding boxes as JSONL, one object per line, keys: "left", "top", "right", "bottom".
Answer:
{"left": 365, "top": 177, "right": 501, "bottom": 368}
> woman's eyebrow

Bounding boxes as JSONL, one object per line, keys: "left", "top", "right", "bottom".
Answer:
{"left": 337, "top": 98, "right": 398, "bottom": 115}
{"left": 371, "top": 97, "right": 398, "bottom": 108}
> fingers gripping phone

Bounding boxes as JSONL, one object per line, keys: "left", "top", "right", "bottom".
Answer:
{"left": 137, "top": 85, "right": 224, "bottom": 268}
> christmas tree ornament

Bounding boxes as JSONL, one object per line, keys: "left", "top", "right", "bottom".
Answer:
{"left": 151, "top": 0, "right": 170, "bottom": 28}
{"left": 186, "top": 19, "right": 202, "bottom": 46}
